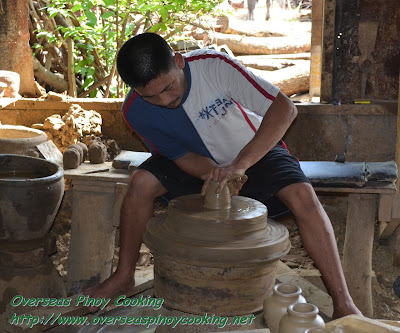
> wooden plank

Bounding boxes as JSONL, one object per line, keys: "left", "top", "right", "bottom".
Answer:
{"left": 275, "top": 261, "right": 333, "bottom": 321}
{"left": 379, "top": 218, "right": 400, "bottom": 240}
{"left": 378, "top": 194, "right": 394, "bottom": 221}
{"left": 343, "top": 193, "right": 376, "bottom": 317}
{"left": 391, "top": 193, "right": 400, "bottom": 219}
{"left": 63, "top": 162, "right": 131, "bottom": 183}
{"left": 314, "top": 185, "right": 396, "bottom": 194}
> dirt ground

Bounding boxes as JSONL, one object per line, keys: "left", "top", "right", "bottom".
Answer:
{"left": 50, "top": 0, "right": 400, "bottom": 323}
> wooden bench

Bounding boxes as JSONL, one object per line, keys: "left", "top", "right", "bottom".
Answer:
{"left": 63, "top": 152, "right": 398, "bottom": 317}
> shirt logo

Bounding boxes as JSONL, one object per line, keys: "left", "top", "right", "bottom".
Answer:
{"left": 198, "top": 98, "right": 233, "bottom": 120}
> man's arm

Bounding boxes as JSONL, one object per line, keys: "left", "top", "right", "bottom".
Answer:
{"left": 173, "top": 151, "right": 218, "bottom": 180}
{"left": 206, "top": 91, "right": 298, "bottom": 192}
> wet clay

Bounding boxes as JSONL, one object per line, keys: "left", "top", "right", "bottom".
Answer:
{"left": 88, "top": 142, "right": 107, "bottom": 164}
{"left": 203, "top": 180, "right": 231, "bottom": 210}
{"left": 68, "top": 143, "right": 84, "bottom": 163}
{"left": 63, "top": 147, "right": 80, "bottom": 169}
{"left": 144, "top": 180, "right": 290, "bottom": 316}
{"left": 76, "top": 142, "right": 88, "bottom": 161}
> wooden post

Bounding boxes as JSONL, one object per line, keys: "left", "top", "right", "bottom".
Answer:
{"left": 66, "top": 180, "right": 117, "bottom": 294}
{"left": 343, "top": 193, "right": 376, "bottom": 317}
{"left": 309, "top": 0, "right": 323, "bottom": 101}
{"left": 67, "top": 38, "right": 77, "bottom": 97}
{"left": 320, "top": 0, "right": 336, "bottom": 103}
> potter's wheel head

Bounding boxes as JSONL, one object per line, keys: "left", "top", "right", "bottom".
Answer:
{"left": 144, "top": 194, "right": 290, "bottom": 266}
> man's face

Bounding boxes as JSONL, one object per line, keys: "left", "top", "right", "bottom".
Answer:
{"left": 135, "top": 54, "right": 187, "bottom": 109}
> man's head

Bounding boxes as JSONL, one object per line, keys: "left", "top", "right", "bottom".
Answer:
{"left": 117, "top": 33, "right": 187, "bottom": 108}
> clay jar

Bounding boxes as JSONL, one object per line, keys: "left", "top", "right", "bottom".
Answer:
{"left": 0, "top": 125, "right": 48, "bottom": 157}
{"left": 263, "top": 283, "right": 306, "bottom": 333}
{"left": 279, "top": 303, "right": 325, "bottom": 333}
{"left": 305, "top": 329, "right": 333, "bottom": 333}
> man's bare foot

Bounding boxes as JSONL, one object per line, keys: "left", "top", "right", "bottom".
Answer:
{"left": 83, "top": 271, "right": 135, "bottom": 313}
{"left": 332, "top": 301, "right": 363, "bottom": 320}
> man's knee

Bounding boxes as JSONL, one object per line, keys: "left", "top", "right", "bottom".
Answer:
{"left": 126, "top": 169, "right": 167, "bottom": 201}
{"left": 277, "top": 182, "right": 322, "bottom": 217}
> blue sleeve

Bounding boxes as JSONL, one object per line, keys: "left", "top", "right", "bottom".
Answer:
{"left": 122, "top": 93, "right": 188, "bottom": 160}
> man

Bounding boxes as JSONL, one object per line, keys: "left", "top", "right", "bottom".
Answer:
{"left": 85, "top": 32, "right": 361, "bottom": 319}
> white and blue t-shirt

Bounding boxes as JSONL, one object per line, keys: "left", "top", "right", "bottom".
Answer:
{"left": 122, "top": 49, "right": 280, "bottom": 165}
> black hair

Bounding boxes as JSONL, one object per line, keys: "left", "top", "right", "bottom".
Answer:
{"left": 117, "top": 33, "right": 176, "bottom": 88}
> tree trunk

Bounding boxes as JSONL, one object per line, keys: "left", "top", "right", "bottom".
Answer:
{"left": 33, "top": 57, "right": 68, "bottom": 93}
{"left": 0, "top": 0, "right": 37, "bottom": 97}
{"left": 214, "top": 32, "right": 311, "bottom": 55}
{"left": 249, "top": 60, "right": 310, "bottom": 96}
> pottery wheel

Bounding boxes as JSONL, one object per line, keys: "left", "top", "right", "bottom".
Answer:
{"left": 144, "top": 194, "right": 290, "bottom": 266}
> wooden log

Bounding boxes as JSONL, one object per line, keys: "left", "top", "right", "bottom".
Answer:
{"left": 32, "top": 57, "right": 68, "bottom": 92}
{"left": 237, "top": 56, "right": 309, "bottom": 71}
{"left": 249, "top": 60, "right": 310, "bottom": 97}
{"left": 343, "top": 193, "right": 376, "bottom": 317}
{"left": 214, "top": 32, "right": 311, "bottom": 55}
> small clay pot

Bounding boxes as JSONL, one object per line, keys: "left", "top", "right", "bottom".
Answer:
{"left": 203, "top": 180, "right": 231, "bottom": 210}
{"left": 263, "top": 283, "right": 306, "bottom": 333}
{"left": 279, "top": 303, "right": 325, "bottom": 333}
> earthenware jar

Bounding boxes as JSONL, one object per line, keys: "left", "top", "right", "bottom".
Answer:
{"left": 0, "top": 125, "right": 48, "bottom": 157}
{"left": 263, "top": 283, "right": 306, "bottom": 333}
{"left": 279, "top": 303, "right": 325, "bottom": 333}
{"left": 0, "top": 154, "right": 65, "bottom": 331}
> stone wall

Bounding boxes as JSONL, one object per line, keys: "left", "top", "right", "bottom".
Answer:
{"left": 0, "top": 98, "right": 397, "bottom": 162}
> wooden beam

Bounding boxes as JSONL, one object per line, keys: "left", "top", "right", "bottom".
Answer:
{"left": 343, "top": 193, "right": 376, "bottom": 317}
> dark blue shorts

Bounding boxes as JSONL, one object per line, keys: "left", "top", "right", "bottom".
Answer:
{"left": 138, "top": 142, "right": 310, "bottom": 219}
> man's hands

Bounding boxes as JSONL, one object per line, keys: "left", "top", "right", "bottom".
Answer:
{"left": 201, "top": 162, "right": 248, "bottom": 196}
{"left": 173, "top": 151, "right": 249, "bottom": 196}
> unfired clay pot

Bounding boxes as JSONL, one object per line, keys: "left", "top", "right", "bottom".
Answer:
{"left": 144, "top": 181, "right": 291, "bottom": 316}
{"left": 0, "top": 125, "right": 48, "bottom": 157}
{"left": 279, "top": 303, "right": 325, "bottom": 333}
{"left": 263, "top": 283, "right": 307, "bottom": 333}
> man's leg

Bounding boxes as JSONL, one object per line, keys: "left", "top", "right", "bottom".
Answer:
{"left": 84, "top": 169, "right": 167, "bottom": 308}
{"left": 276, "top": 182, "right": 362, "bottom": 319}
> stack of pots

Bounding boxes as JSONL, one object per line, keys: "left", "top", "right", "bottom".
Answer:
{"left": 263, "top": 282, "right": 326, "bottom": 333}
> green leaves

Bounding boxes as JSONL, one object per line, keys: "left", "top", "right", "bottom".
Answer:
{"left": 35, "top": 0, "right": 224, "bottom": 97}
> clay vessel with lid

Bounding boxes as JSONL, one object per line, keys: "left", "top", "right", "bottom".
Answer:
{"left": 263, "top": 283, "right": 306, "bottom": 333}
{"left": 279, "top": 303, "right": 325, "bottom": 333}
